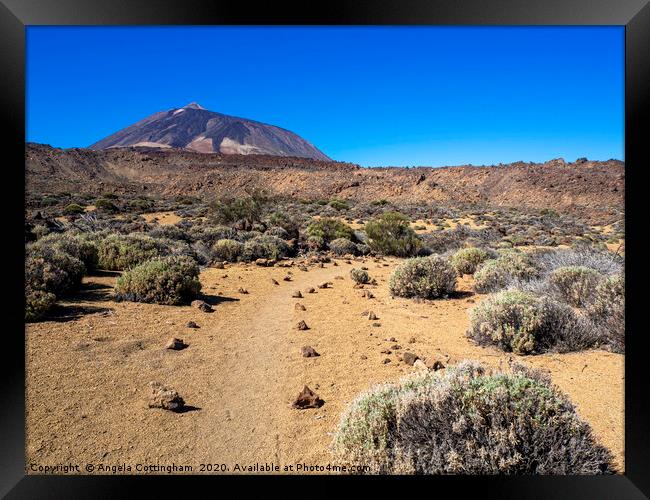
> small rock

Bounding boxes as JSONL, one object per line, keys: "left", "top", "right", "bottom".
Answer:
{"left": 165, "top": 338, "right": 187, "bottom": 350}
{"left": 306, "top": 287, "right": 316, "bottom": 294}
{"left": 360, "top": 355, "right": 368, "bottom": 360}
{"left": 390, "top": 344, "right": 401, "bottom": 350}
{"left": 292, "top": 386, "right": 324, "bottom": 409}
{"left": 425, "top": 358, "right": 445, "bottom": 371}
{"left": 388, "top": 337, "right": 397, "bottom": 342}
{"left": 297, "top": 320, "right": 310, "bottom": 331}
{"left": 283, "top": 275, "right": 292, "bottom": 282}
{"left": 368, "top": 311, "right": 378, "bottom": 320}
{"left": 402, "top": 352, "right": 419, "bottom": 366}
{"left": 413, "top": 359, "right": 428, "bottom": 372}
{"left": 318, "top": 282, "right": 330, "bottom": 289}
{"left": 238, "top": 287, "right": 249, "bottom": 294}
{"left": 213, "top": 262, "right": 225, "bottom": 269}
{"left": 382, "top": 358, "right": 391, "bottom": 364}
{"left": 191, "top": 300, "right": 213, "bottom": 313}
{"left": 148, "top": 382, "right": 185, "bottom": 412}
{"left": 380, "top": 349, "right": 392, "bottom": 354}
{"left": 408, "top": 336, "right": 416, "bottom": 343}
{"left": 271, "top": 279, "right": 279, "bottom": 285}
{"left": 353, "top": 283, "right": 365, "bottom": 289}
{"left": 292, "top": 290, "right": 303, "bottom": 298}
{"left": 301, "top": 346, "right": 320, "bottom": 357}
{"left": 186, "top": 321, "right": 199, "bottom": 329}
{"left": 295, "top": 303, "right": 306, "bottom": 311}
{"left": 372, "top": 322, "right": 381, "bottom": 327}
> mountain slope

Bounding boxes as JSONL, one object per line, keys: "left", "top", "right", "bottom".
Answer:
{"left": 26, "top": 143, "right": 624, "bottom": 224}
{"left": 88, "top": 102, "right": 330, "bottom": 161}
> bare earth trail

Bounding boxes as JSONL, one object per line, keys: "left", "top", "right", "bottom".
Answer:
{"left": 26, "top": 258, "right": 624, "bottom": 474}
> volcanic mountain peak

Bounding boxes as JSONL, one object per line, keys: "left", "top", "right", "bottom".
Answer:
{"left": 182, "top": 102, "right": 205, "bottom": 110}
{"left": 89, "top": 103, "right": 330, "bottom": 161}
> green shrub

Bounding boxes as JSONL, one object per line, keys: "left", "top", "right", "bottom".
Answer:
{"left": 306, "top": 235, "right": 325, "bottom": 251}
{"left": 25, "top": 288, "right": 57, "bottom": 322}
{"left": 306, "top": 218, "right": 355, "bottom": 243}
{"left": 209, "top": 188, "right": 268, "bottom": 225}
{"left": 450, "top": 247, "right": 491, "bottom": 275}
{"left": 329, "top": 199, "right": 350, "bottom": 211}
{"left": 365, "top": 212, "right": 421, "bottom": 257}
{"left": 467, "top": 290, "right": 594, "bottom": 354}
{"left": 242, "top": 235, "right": 290, "bottom": 261}
{"left": 474, "top": 251, "right": 541, "bottom": 293}
{"left": 389, "top": 256, "right": 456, "bottom": 299}
{"left": 97, "top": 233, "right": 166, "bottom": 271}
{"left": 587, "top": 274, "right": 624, "bottom": 353}
{"left": 95, "top": 198, "right": 119, "bottom": 212}
{"left": 350, "top": 268, "right": 371, "bottom": 284}
{"left": 329, "top": 238, "right": 358, "bottom": 256}
{"left": 212, "top": 239, "right": 244, "bottom": 262}
{"left": 549, "top": 266, "right": 602, "bottom": 307}
{"left": 63, "top": 203, "right": 85, "bottom": 216}
{"left": 332, "top": 361, "right": 614, "bottom": 474}
{"left": 114, "top": 255, "right": 201, "bottom": 305}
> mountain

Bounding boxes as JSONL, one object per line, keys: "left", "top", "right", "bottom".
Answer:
{"left": 88, "top": 102, "right": 330, "bottom": 161}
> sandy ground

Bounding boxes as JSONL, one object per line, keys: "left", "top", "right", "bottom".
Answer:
{"left": 141, "top": 211, "right": 183, "bottom": 225}
{"left": 25, "top": 257, "right": 624, "bottom": 474}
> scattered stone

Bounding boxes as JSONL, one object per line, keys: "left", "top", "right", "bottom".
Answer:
{"left": 368, "top": 311, "right": 378, "bottom": 320}
{"left": 390, "top": 344, "right": 401, "bottom": 350}
{"left": 408, "top": 336, "right": 416, "bottom": 343}
{"left": 271, "top": 279, "right": 279, "bottom": 285}
{"left": 292, "top": 386, "right": 324, "bottom": 409}
{"left": 333, "top": 261, "right": 339, "bottom": 266}
{"left": 372, "top": 322, "right": 381, "bottom": 327}
{"left": 283, "top": 275, "right": 292, "bottom": 282}
{"left": 306, "top": 287, "right": 316, "bottom": 294}
{"left": 425, "top": 357, "right": 445, "bottom": 371}
{"left": 353, "top": 283, "right": 365, "bottom": 289}
{"left": 301, "top": 346, "right": 320, "bottom": 357}
{"left": 213, "top": 261, "right": 225, "bottom": 269}
{"left": 292, "top": 290, "right": 303, "bottom": 298}
{"left": 360, "top": 355, "right": 367, "bottom": 360}
{"left": 148, "top": 382, "right": 185, "bottom": 412}
{"left": 297, "top": 320, "right": 310, "bottom": 331}
{"left": 466, "top": 298, "right": 475, "bottom": 304}
{"left": 295, "top": 303, "right": 306, "bottom": 311}
{"left": 255, "top": 258, "right": 274, "bottom": 267}
{"left": 382, "top": 358, "right": 391, "bottom": 364}
{"left": 165, "top": 337, "right": 187, "bottom": 350}
{"left": 402, "top": 352, "right": 419, "bottom": 366}
{"left": 238, "top": 287, "right": 249, "bottom": 294}
{"left": 413, "top": 359, "right": 428, "bottom": 372}
{"left": 191, "top": 300, "right": 213, "bottom": 313}
{"left": 388, "top": 337, "right": 397, "bottom": 342}
{"left": 380, "top": 349, "right": 392, "bottom": 354}
{"left": 185, "top": 321, "right": 199, "bottom": 329}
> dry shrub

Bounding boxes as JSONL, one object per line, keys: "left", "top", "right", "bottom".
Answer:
{"left": 114, "top": 255, "right": 201, "bottom": 305}
{"left": 350, "top": 268, "right": 371, "bottom": 284}
{"left": 365, "top": 212, "right": 421, "bottom": 257}
{"left": 211, "top": 239, "right": 244, "bottom": 262}
{"left": 332, "top": 361, "right": 614, "bottom": 474}
{"left": 450, "top": 247, "right": 492, "bottom": 275}
{"left": 548, "top": 266, "right": 601, "bottom": 307}
{"left": 389, "top": 256, "right": 456, "bottom": 299}
{"left": 467, "top": 290, "right": 598, "bottom": 354}
{"left": 98, "top": 233, "right": 166, "bottom": 270}
{"left": 329, "top": 238, "right": 358, "bottom": 256}
{"left": 474, "top": 251, "right": 541, "bottom": 293}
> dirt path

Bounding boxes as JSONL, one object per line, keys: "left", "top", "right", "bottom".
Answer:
{"left": 26, "top": 257, "right": 624, "bottom": 474}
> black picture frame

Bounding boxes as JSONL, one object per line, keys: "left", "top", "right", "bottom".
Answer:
{"left": 2, "top": 0, "right": 648, "bottom": 497}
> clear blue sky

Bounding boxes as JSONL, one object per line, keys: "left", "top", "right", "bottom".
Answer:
{"left": 26, "top": 26, "right": 624, "bottom": 167}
